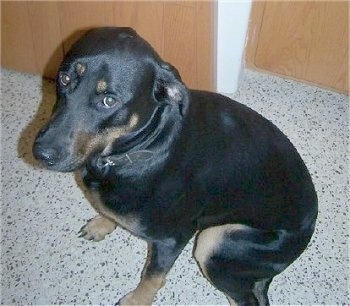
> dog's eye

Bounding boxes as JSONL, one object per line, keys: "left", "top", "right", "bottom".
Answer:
{"left": 60, "top": 73, "right": 71, "bottom": 86}
{"left": 103, "top": 96, "right": 117, "bottom": 108}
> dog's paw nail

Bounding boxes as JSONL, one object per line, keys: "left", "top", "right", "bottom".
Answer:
{"left": 114, "top": 298, "right": 123, "bottom": 306}
{"left": 78, "top": 228, "right": 86, "bottom": 238}
{"left": 115, "top": 296, "right": 125, "bottom": 305}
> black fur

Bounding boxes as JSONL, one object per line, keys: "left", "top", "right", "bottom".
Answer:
{"left": 33, "top": 27, "right": 318, "bottom": 305}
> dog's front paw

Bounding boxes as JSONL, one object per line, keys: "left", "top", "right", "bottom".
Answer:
{"left": 79, "top": 215, "right": 117, "bottom": 242}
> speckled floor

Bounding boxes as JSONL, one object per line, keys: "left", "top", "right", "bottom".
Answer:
{"left": 1, "top": 68, "right": 349, "bottom": 305}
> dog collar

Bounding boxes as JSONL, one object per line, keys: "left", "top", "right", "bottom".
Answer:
{"left": 100, "top": 150, "right": 154, "bottom": 167}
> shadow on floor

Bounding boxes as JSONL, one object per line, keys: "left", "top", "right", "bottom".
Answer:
{"left": 17, "top": 78, "right": 56, "bottom": 168}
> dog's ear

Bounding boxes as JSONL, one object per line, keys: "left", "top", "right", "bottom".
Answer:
{"left": 153, "top": 62, "right": 188, "bottom": 116}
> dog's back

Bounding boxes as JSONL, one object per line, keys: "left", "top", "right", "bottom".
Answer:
{"left": 181, "top": 90, "right": 317, "bottom": 232}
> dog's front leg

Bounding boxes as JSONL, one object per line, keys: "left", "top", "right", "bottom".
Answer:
{"left": 117, "top": 238, "right": 186, "bottom": 306}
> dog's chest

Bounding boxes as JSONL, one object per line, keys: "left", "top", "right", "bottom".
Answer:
{"left": 86, "top": 188, "right": 145, "bottom": 237}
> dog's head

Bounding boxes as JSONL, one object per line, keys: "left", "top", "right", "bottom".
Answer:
{"left": 33, "top": 27, "right": 188, "bottom": 172}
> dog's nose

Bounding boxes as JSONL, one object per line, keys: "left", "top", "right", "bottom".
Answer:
{"left": 32, "top": 144, "right": 59, "bottom": 166}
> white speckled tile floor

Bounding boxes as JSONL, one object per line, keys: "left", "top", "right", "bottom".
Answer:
{"left": 1, "top": 68, "right": 349, "bottom": 305}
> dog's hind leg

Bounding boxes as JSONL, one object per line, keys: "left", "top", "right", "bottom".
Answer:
{"left": 224, "top": 278, "right": 272, "bottom": 306}
{"left": 194, "top": 224, "right": 293, "bottom": 306}
{"left": 252, "top": 278, "right": 272, "bottom": 306}
{"left": 79, "top": 215, "right": 117, "bottom": 242}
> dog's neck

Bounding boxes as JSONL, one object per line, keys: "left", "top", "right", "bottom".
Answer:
{"left": 88, "top": 102, "right": 186, "bottom": 177}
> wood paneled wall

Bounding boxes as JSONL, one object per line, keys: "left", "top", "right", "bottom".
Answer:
{"left": 1, "top": 1, "right": 215, "bottom": 90}
{"left": 246, "top": 1, "right": 349, "bottom": 93}
{"left": 3, "top": 1, "right": 348, "bottom": 93}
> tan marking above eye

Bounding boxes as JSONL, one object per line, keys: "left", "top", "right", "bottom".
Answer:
{"left": 76, "top": 63, "right": 86, "bottom": 76}
{"left": 96, "top": 79, "right": 107, "bottom": 93}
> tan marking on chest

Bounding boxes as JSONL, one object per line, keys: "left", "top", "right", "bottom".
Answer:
{"left": 88, "top": 190, "right": 142, "bottom": 236}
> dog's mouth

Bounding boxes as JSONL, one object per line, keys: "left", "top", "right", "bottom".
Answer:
{"left": 32, "top": 140, "right": 90, "bottom": 172}
{"left": 43, "top": 157, "right": 86, "bottom": 173}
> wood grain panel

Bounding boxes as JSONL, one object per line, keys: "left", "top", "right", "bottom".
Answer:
{"left": 57, "top": 1, "right": 115, "bottom": 53}
{"left": 163, "top": 2, "right": 196, "bottom": 88}
{"left": 111, "top": 2, "right": 164, "bottom": 54}
{"left": 196, "top": 1, "right": 215, "bottom": 90}
{"left": 245, "top": 1, "right": 265, "bottom": 68}
{"left": 1, "top": 1, "right": 214, "bottom": 91}
{"left": 27, "top": 2, "right": 63, "bottom": 78}
{"left": 305, "top": 2, "right": 349, "bottom": 92}
{"left": 1, "top": 2, "right": 37, "bottom": 74}
{"left": 253, "top": 1, "right": 349, "bottom": 93}
{"left": 58, "top": 2, "right": 164, "bottom": 73}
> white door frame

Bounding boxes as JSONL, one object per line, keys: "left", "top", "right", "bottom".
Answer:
{"left": 216, "top": 0, "right": 252, "bottom": 94}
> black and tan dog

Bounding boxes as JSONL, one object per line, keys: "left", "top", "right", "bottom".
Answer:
{"left": 33, "top": 27, "right": 317, "bottom": 305}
